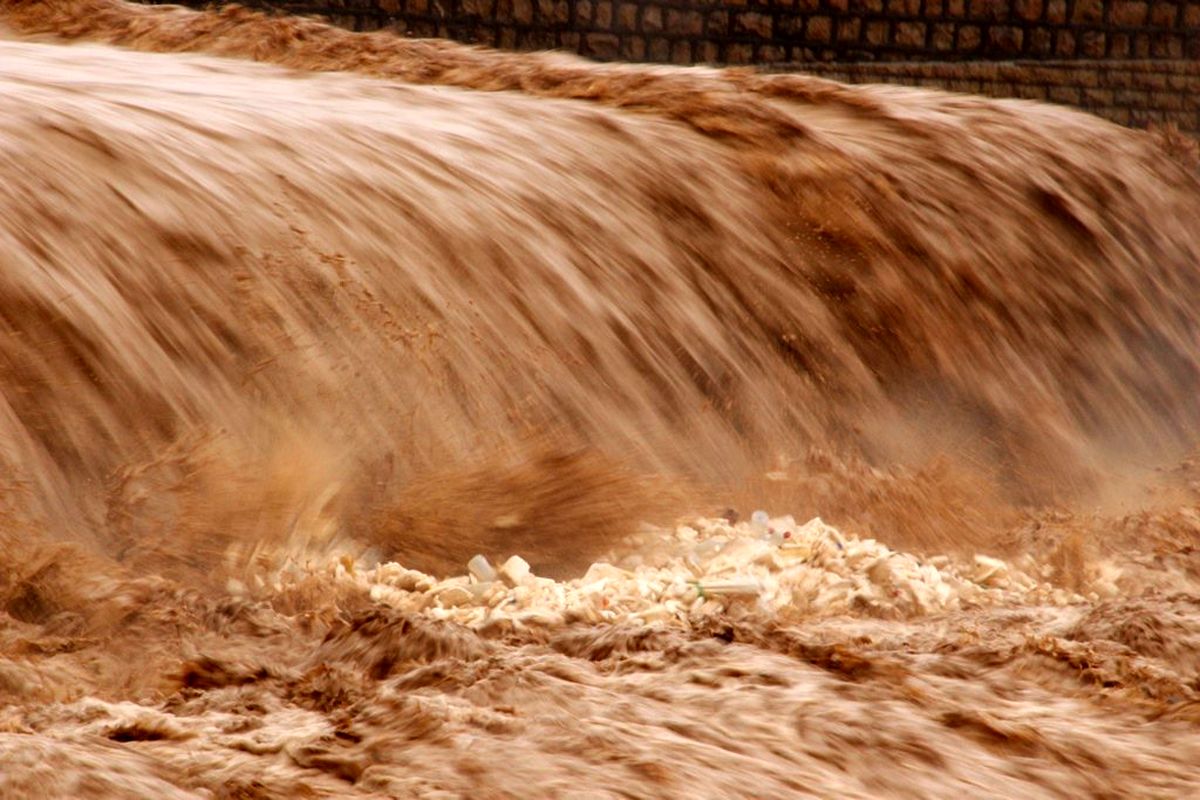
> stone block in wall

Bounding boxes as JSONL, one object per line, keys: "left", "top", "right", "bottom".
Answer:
{"left": 926, "top": 0, "right": 943, "bottom": 16}
{"left": 1015, "top": 83, "right": 1049, "bottom": 99}
{"left": 734, "top": 11, "right": 772, "bottom": 37}
{"left": 522, "top": 28, "right": 556, "bottom": 47}
{"left": 666, "top": 10, "right": 703, "bottom": 36}
{"left": 1132, "top": 71, "right": 1169, "bottom": 89}
{"left": 1105, "top": 69, "right": 1135, "bottom": 87}
{"left": 959, "top": 24, "right": 982, "bottom": 49}
{"left": 706, "top": 10, "right": 728, "bottom": 36}
{"left": 1110, "top": 0, "right": 1148, "bottom": 25}
{"left": 946, "top": 0, "right": 966, "bottom": 16}
{"left": 988, "top": 25, "right": 1024, "bottom": 53}
{"left": 648, "top": 37, "right": 670, "bottom": 60}
{"left": 1055, "top": 29, "right": 1076, "bottom": 55}
{"left": 837, "top": 18, "right": 862, "bottom": 42}
{"left": 850, "top": 0, "right": 885, "bottom": 13}
{"left": 993, "top": 62, "right": 1028, "bottom": 79}
{"left": 1150, "top": 2, "right": 1178, "bottom": 26}
{"left": 932, "top": 22, "right": 955, "bottom": 50}
{"left": 595, "top": 1, "right": 612, "bottom": 29}
{"left": 559, "top": 30, "right": 580, "bottom": 48}
{"left": 1013, "top": 0, "right": 1043, "bottom": 20}
{"left": 726, "top": 42, "right": 754, "bottom": 62}
{"left": 969, "top": 0, "right": 1009, "bottom": 20}
{"left": 1071, "top": 0, "right": 1104, "bottom": 23}
{"left": 807, "top": 16, "right": 832, "bottom": 41}
{"left": 583, "top": 31, "right": 619, "bottom": 57}
{"left": 895, "top": 21, "right": 926, "bottom": 47}
{"left": 1133, "top": 33, "right": 1151, "bottom": 56}
{"left": 1110, "top": 32, "right": 1132, "bottom": 56}
{"left": 1115, "top": 88, "right": 1151, "bottom": 106}
{"left": 1048, "top": 85, "right": 1082, "bottom": 103}
{"left": 866, "top": 20, "right": 889, "bottom": 45}
{"left": 576, "top": 0, "right": 592, "bottom": 24}
{"left": 757, "top": 43, "right": 788, "bottom": 61}
{"left": 671, "top": 40, "right": 691, "bottom": 63}
{"left": 1107, "top": 107, "right": 1133, "bottom": 125}
{"left": 1082, "top": 87, "right": 1115, "bottom": 105}
{"left": 696, "top": 40, "right": 720, "bottom": 63}
{"left": 616, "top": 3, "right": 637, "bottom": 32}
{"left": 1130, "top": 109, "right": 1168, "bottom": 125}
{"left": 500, "top": 0, "right": 533, "bottom": 24}
{"left": 779, "top": 13, "right": 802, "bottom": 35}
{"left": 1151, "top": 91, "right": 1185, "bottom": 110}
{"left": 828, "top": 0, "right": 850, "bottom": 13}
{"left": 1045, "top": 0, "right": 1066, "bottom": 22}
{"left": 886, "top": 0, "right": 922, "bottom": 14}
{"left": 455, "top": 23, "right": 492, "bottom": 42}
{"left": 1080, "top": 30, "right": 1106, "bottom": 57}
{"left": 621, "top": 35, "right": 645, "bottom": 59}
{"left": 1169, "top": 73, "right": 1197, "bottom": 90}
{"left": 642, "top": 5, "right": 663, "bottom": 32}
{"left": 1028, "top": 26, "right": 1053, "bottom": 53}
{"left": 460, "top": 0, "right": 494, "bottom": 17}
{"left": 1152, "top": 34, "right": 1183, "bottom": 58}
{"left": 1185, "top": 3, "right": 1200, "bottom": 26}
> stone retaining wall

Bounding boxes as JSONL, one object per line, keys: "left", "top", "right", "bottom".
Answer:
{"left": 798, "top": 59, "right": 1200, "bottom": 131}
{"left": 156, "top": 0, "right": 1200, "bottom": 62}
{"left": 147, "top": 2, "right": 1200, "bottom": 131}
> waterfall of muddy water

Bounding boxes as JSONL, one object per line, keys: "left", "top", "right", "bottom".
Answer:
{"left": 2, "top": 1, "right": 1200, "bottom": 797}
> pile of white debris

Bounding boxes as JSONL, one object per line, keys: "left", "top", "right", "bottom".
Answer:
{"left": 303, "top": 513, "right": 1091, "bottom": 629}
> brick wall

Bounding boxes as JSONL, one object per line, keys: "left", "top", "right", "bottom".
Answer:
{"left": 161, "top": 0, "right": 1200, "bottom": 63}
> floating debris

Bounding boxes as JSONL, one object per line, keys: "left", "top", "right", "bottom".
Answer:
{"left": 335, "top": 514, "right": 1086, "bottom": 630}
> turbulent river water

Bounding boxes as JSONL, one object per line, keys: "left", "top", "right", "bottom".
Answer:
{"left": 1, "top": 1, "right": 1199, "bottom": 797}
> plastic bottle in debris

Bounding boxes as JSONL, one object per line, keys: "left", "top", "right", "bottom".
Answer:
{"left": 692, "top": 578, "right": 762, "bottom": 599}
{"left": 468, "top": 554, "right": 496, "bottom": 583}
{"left": 751, "top": 509, "right": 796, "bottom": 545}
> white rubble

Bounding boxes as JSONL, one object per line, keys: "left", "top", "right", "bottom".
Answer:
{"left": 498, "top": 555, "right": 532, "bottom": 588}
{"left": 321, "top": 514, "right": 1086, "bottom": 631}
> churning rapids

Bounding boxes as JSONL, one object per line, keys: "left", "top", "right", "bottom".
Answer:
{"left": 1, "top": 1, "right": 1200, "bottom": 797}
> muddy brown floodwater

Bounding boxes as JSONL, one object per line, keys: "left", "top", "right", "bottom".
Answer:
{"left": 1, "top": 1, "right": 1199, "bottom": 797}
